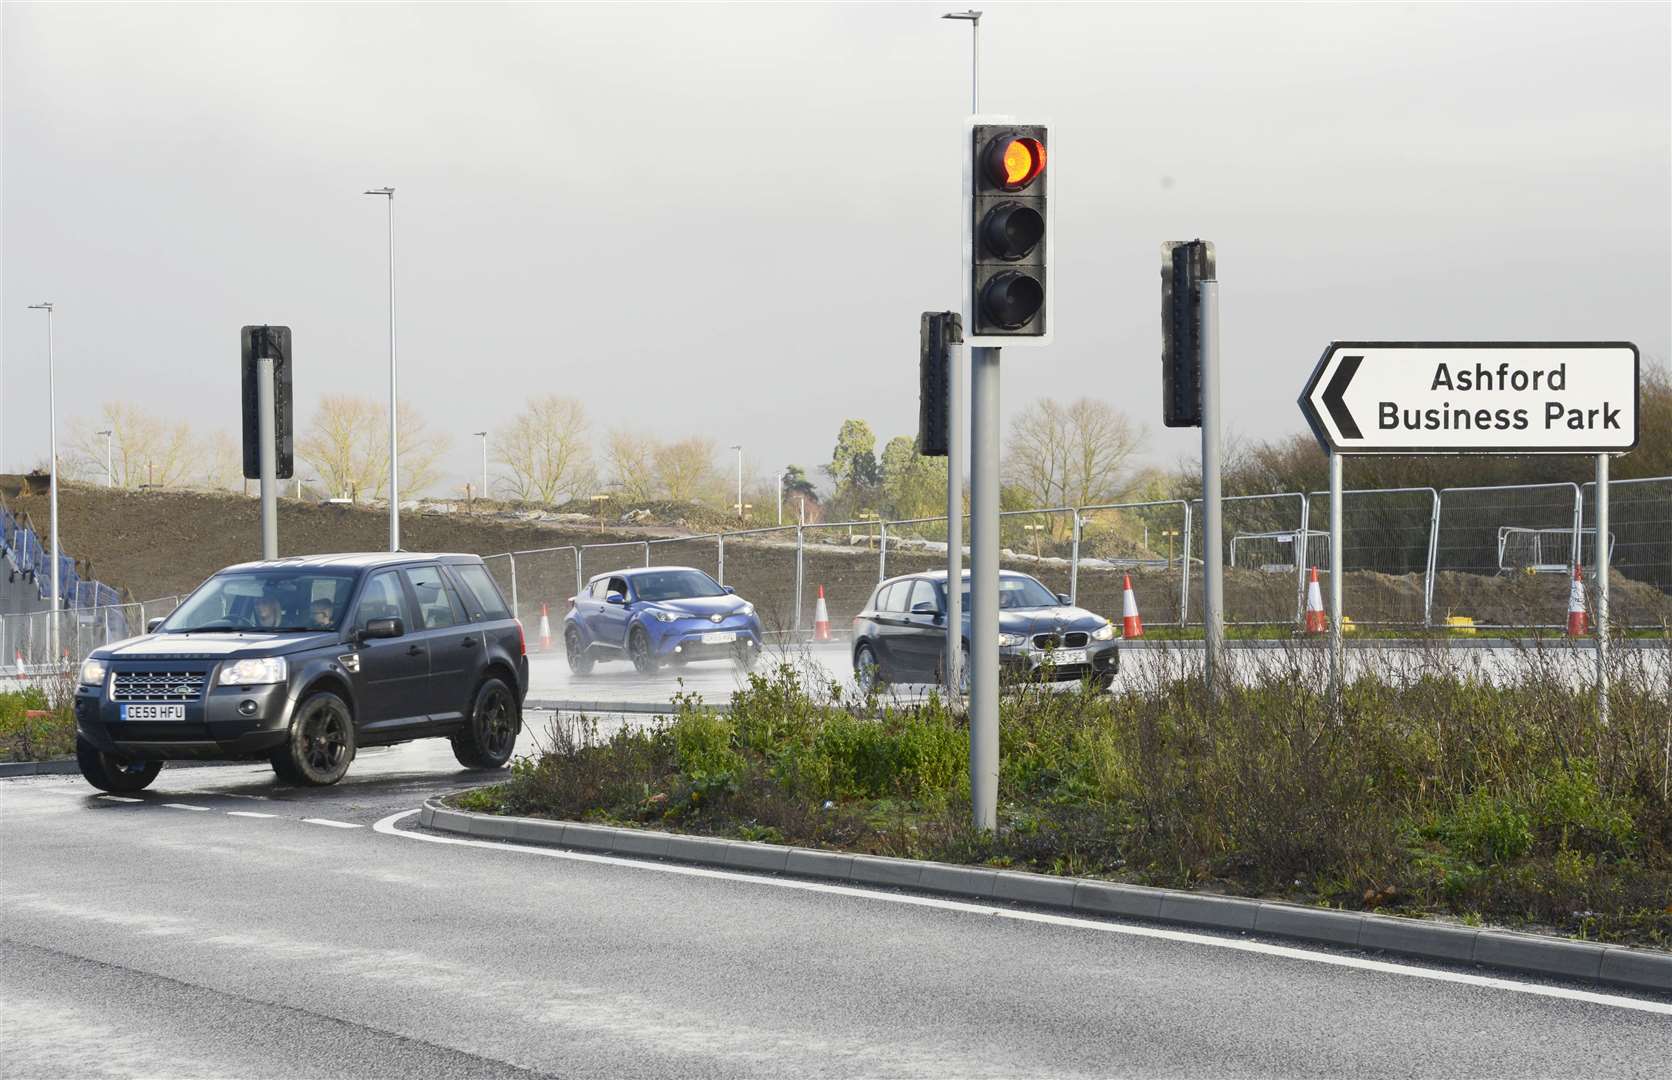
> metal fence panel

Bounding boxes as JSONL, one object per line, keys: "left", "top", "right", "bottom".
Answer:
{"left": 1432, "top": 482, "right": 1580, "bottom": 628}
{"left": 1582, "top": 475, "right": 1672, "bottom": 627}
{"left": 1303, "top": 487, "right": 1437, "bottom": 627}
{"left": 505, "top": 547, "right": 580, "bottom": 635}
{"left": 1188, "top": 493, "right": 1306, "bottom": 625}
{"left": 1075, "top": 500, "right": 1190, "bottom": 625}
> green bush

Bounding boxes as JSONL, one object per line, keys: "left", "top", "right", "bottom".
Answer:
{"left": 0, "top": 686, "right": 76, "bottom": 762}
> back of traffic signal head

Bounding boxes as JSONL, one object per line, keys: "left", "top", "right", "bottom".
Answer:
{"left": 965, "top": 122, "right": 1050, "bottom": 346}
{"left": 1160, "top": 240, "right": 1215, "bottom": 428}
{"left": 919, "top": 311, "right": 961, "bottom": 457}
{"left": 241, "top": 325, "right": 295, "bottom": 480}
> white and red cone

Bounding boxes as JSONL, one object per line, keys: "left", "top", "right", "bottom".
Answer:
{"left": 1120, "top": 575, "right": 1144, "bottom": 639}
{"left": 538, "top": 603, "right": 553, "bottom": 651}
{"left": 1304, "top": 567, "right": 1328, "bottom": 635}
{"left": 13, "top": 650, "right": 24, "bottom": 677}
{"left": 813, "top": 585, "right": 832, "bottom": 642}
{"left": 1566, "top": 565, "right": 1589, "bottom": 638}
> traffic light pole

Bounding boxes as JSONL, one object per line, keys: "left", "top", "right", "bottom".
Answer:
{"left": 946, "top": 333, "right": 965, "bottom": 699}
{"left": 1199, "top": 279, "right": 1225, "bottom": 692}
{"left": 258, "top": 357, "right": 278, "bottom": 560}
{"left": 969, "top": 344, "right": 1000, "bottom": 831}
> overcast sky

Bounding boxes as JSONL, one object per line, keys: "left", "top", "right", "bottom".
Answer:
{"left": 4, "top": 1, "right": 1668, "bottom": 496}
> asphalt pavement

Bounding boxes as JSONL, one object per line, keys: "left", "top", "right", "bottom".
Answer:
{"left": 3, "top": 733, "right": 1668, "bottom": 1079}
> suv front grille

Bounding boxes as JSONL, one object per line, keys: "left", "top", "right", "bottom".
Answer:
{"left": 111, "top": 670, "right": 208, "bottom": 702}
{"left": 1032, "top": 631, "right": 1089, "bottom": 650}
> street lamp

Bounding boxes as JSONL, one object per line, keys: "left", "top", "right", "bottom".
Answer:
{"left": 941, "top": 10, "right": 982, "bottom": 113}
{"left": 473, "top": 431, "right": 488, "bottom": 508}
{"left": 728, "top": 445, "right": 744, "bottom": 521}
{"left": 363, "top": 186, "right": 399, "bottom": 551}
{"left": 1160, "top": 529, "right": 1181, "bottom": 569}
{"left": 1023, "top": 522, "right": 1045, "bottom": 559}
{"left": 27, "top": 302, "right": 60, "bottom": 660}
{"left": 777, "top": 469, "right": 790, "bottom": 526}
{"left": 590, "top": 493, "right": 611, "bottom": 531}
{"left": 95, "top": 429, "right": 114, "bottom": 487}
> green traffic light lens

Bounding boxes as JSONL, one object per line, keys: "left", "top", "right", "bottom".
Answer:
{"left": 981, "top": 203, "right": 1044, "bottom": 261}
{"left": 980, "top": 271, "right": 1044, "bottom": 329}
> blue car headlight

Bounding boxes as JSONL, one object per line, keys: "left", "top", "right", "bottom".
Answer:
{"left": 648, "top": 609, "right": 681, "bottom": 623}
{"left": 739, "top": 602, "right": 755, "bottom": 617}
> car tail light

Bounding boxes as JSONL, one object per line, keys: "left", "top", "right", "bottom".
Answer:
{"left": 515, "top": 619, "right": 526, "bottom": 656}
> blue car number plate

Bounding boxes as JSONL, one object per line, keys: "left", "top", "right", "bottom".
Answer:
{"left": 121, "top": 703, "right": 185, "bottom": 721}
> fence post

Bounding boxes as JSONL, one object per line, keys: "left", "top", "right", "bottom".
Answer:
{"left": 794, "top": 525, "right": 805, "bottom": 634}
{"left": 1180, "top": 500, "right": 1193, "bottom": 626}
{"left": 508, "top": 553, "right": 520, "bottom": 624}
{"left": 572, "top": 548, "right": 582, "bottom": 598}
{"left": 1569, "top": 482, "right": 1584, "bottom": 575}
{"left": 643, "top": 541, "right": 651, "bottom": 568}
{"left": 1423, "top": 488, "right": 1440, "bottom": 627}
{"left": 1068, "top": 510, "right": 1081, "bottom": 605}
{"left": 878, "top": 521, "right": 887, "bottom": 582}
{"left": 717, "top": 534, "right": 725, "bottom": 586}
{"left": 1295, "top": 492, "right": 1311, "bottom": 627}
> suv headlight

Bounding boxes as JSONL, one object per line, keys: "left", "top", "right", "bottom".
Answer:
{"left": 218, "top": 657, "right": 288, "bottom": 686}
{"left": 998, "top": 632, "right": 1028, "bottom": 647}
{"left": 79, "top": 658, "right": 108, "bottom": 686}
{"left": 648, "top": 609, "right": 681, "bottom": 623}
{"left": 739, "top": 602, "right": 755, "bottom": 617}
{"left": 1092, "top": 621, "right": 1117, "bottom": 641}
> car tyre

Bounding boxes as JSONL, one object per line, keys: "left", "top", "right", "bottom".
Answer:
{"left": 733, "top": 642, "right": 759, "bottom": 673}
{"left": 274, "top": 691, "right": 356, "bottom": 787}
{"left": 854, "top": 643, "right": 885, "bottom": 693}
{"left": 628, "top": 627, "right": 659, "bottom": 675}
{"left": 565, "top": 627, "right": 595, "bottom": 676}
{"left": 76, "top": 737, "right": 162, "bottom": 794}
{"left": 1090, "top": 672, "right": 1115, "bottom": 693}
{"left": 452, "top": 676, "right": 521, "bottom": 770}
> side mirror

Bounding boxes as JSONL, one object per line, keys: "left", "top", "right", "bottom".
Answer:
{"left": 911, "top": 601, "right": 938, "bottom": 615}
{"left": 722, "top": 585, "right": 736, "bottom": 594}
{"left": 1056, "top": 593, "right": 1073, "bottom": 606}
{"left": 605, "top": 592, "right": 627, "bottom": 606}
{"left": 359, "top": 617, "right": 404, "bottom": 641}
{"left": 146, "top": 618, "right": 165, "bottom": 634}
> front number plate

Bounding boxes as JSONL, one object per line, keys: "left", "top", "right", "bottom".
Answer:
{"left": 121, "top": 704, "right": 185, "bottom": 721}
{"left": 701, "top": 631, "right": 737, "bottom": 645}
{"left": 1048, "top": 649, "right": 1089, "bottom": 666}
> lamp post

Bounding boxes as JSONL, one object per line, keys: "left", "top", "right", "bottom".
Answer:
{"left": 1160, "top": 529, "right": 1180, "bottom": 569}
{"left": 473, "top": 431, "right": 488, "bottom": 508}
{"left": 941, "top": 10, "right": 981, "bottom": 112}
{"left": 27, "top": 302, "right": 60, "bottom": 661}
{"left": 777, "top": 470, "right": 790, "bottom": 526}
{"left": 95, "top": 429, "right": 114, "bottom": 486}
{"left": 1023, "top": 523, "right": 1044, "bottom": 559}
{"left": 363, "top": 186, "right": 399, "bottom": 551}
{"left": 591, "top": 493, "right": 610, "bottom": 531}
{"left": 729, "top": 445, "right": 743, "bottom": 521}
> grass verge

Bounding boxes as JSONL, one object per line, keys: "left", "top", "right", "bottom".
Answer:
{"left": 457, "top": 646, "right": 1672, "bottom": 948}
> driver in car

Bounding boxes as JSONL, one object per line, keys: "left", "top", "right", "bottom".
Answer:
{"left": 310, "top": 599, "right": 335, "bottom": 629}
{"left": 253, "top": 595, "right": 283, "bottom": 629}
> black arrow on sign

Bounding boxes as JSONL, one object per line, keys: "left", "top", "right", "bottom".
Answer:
{"left": 1323, "top": 354, "right": 1362, "bottom": 439}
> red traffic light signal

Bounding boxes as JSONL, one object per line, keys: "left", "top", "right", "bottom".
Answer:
{"left": 985, "top": 136, "right": 1046, "bottom": 191}
{"left": 966, "top": 122, "right": 1050, "bottom": 344}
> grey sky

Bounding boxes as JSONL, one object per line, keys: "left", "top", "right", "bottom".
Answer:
{"left": 4, "top": 1, "right": 1668, "bottom": 496}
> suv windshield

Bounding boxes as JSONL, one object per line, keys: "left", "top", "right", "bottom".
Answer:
{"left": 632, "top": 570, "right": 726, "bottom": 602}
{"left": 163, "top": 570, "right": 358, "bottom": 633}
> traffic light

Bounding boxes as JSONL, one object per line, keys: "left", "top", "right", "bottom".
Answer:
{"left": 241, "top": 325, "right": 294, "bottom": 480}
{"left": 965, "top": 122, "right": 1050, "bottom": 346}
{"left": 1160, "top": 240, "right": 1214, "bottom": 428}
{"left": 919, "top": 311, "right": 960, "bottom": 457}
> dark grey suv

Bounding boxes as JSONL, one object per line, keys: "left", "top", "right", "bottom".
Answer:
{"left": 72, "top": 553, "right": 529, "bottom": 792}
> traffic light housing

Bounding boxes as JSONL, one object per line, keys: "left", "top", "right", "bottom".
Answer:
{"left": 1160, "top": 240, "right": 1214, "bottom": 428}
{"left": 241, "top": 325, "right": 294, "bottom": 480}
{"left": 919, "top": 311, "right": 960, "bottom": 457}
{"left": 965, "top": 121, "right": 1050, "bottom": 346}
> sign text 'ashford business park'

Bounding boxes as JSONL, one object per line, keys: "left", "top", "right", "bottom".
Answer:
{"left": 1299, "top": 342, "right": 1639, "bottom": 454}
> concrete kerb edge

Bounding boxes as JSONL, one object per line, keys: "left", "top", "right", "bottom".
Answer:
{"left": 418, "top": 798, "right": 1671, "bottom": 997}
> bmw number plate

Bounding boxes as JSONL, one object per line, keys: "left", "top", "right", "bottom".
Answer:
{"left": 121, "top": 703, "right": 185, "bottom": 721}
{"left": 701, "top": 631, "right": 737, "bottom": 645}
{"left": 1047, "top": 649, "right": 1089, "bottom": 666}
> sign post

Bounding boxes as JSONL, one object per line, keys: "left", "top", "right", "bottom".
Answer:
{"left": 241, "top": 326, "right": 294, "bottom": 562}
{"left": 1300, "top": 342, "right": 1638, "bottom": 716}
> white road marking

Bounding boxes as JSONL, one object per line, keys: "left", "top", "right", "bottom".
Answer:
{"left": 161, "top": 803, "right": 210, "bottom": 812}
{"left": 97, "top": 795, "right": 143, "bottom": 803}
{"left": 226, "top": 811, "right": 277, "bottom": 819}
{"left": 373, "top": 809, "right": 1672, "bottom": 1017}
{"left": 301, "top": 818, "right": 363, "bottom": 829}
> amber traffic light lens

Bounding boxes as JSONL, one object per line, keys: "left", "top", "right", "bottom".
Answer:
{"left": 986, "top": 136, "right": 1046, "bottom": 191}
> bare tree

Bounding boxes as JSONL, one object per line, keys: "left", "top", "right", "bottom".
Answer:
{"left": 299, "top": 396, "right": 449, "bottom": 501}
{"left": 654, "top": 436, "right": 719, "bottom": 504}
{"left": 492, "top": 395, "right": 594, "bottom": 505}
{"left": 1005, "top": 397, "right": 1146, "bottom": 512}
{"left": 66, "top": 402, "right": 196, "bottom": 488}
{"left": 604, "top": 429, "right": 658, "bottom": 503}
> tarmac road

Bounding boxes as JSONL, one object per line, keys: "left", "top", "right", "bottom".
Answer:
{"left": 2, "top": 737, "right": 1668, "bottom": 1079}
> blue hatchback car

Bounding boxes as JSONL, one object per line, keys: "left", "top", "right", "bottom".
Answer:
{"left": 564, "top": 566, "right": 764, "bottom": 675}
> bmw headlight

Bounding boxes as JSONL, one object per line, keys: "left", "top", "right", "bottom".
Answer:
{"left": 218, "top": 657, "right": 288, "bottom": 686}
{"left": 1092, "top": 620, "right": 1117, "bottom": 641}
{"left": 998, "top": 632, "right": 1028, "bottom": 647}
{"left": 739, "top": 602, "right": 755, "bottom": 617}
{"left": 649, "top": 609, "right": 681, "bottom": 623}
{"left": 79, "top": 658, "right": 108, "bottom": 686}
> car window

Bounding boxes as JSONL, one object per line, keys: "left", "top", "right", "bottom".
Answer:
{"left": 879, "top": 581, "right": 908, "bottom": 612}
{"left": 588, "top": 578, "right": 609, "bottom": 600}
{"left": 355, "top": 570, "right": 410, "bottom": 631}
{"left": 404, "top": 565, "right": 464, "bottom": 630}
{"left": 452, "top": 563, "right": 511, "bottom": 621}
{"left": 907, "top": 580, "right": 938, "bottom": 613}
{"left": 607, "top": 576, "right": 629, "bottom": 599}
{"left": 631, "top": 569, "right": 726, "bottom": 601}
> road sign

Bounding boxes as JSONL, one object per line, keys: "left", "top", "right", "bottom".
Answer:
{"left": 1299, "top": 342, "right": 1638, "bottom": 454}
{"left": 241, "top": 325, "right": 294, "bottom": 479}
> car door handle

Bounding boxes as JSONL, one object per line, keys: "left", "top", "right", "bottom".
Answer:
{"left": 406, "top": 645, "right": 424, "bottom": 657}
{"left": 460, "top": 637, "right": 477, "bottom": 648}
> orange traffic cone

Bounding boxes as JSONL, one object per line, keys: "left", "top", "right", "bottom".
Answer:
{"left": 1304, "top": 567, "right": 1328, "bottom": 635}
{"left": 538, "top": 603, "right": 553, "bottom": 651}
{"left": 813, "top": 586, "right": 832, "bottom": 642}
{"left": 1120, "top": 575, "right": 1144, "bottom": 639}
{"left": 13, "top": 650, "right": 24, "bottom": 677}
{"left": 1566, "top": 565, "right": 1589, "bottom": 638}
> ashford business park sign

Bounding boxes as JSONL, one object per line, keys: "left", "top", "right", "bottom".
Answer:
{"left": 1299, "top": 342, "right": 1639, "bottom": 455}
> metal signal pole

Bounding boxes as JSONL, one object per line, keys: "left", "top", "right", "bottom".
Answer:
{"left": 969, "top": 344, "right": 999, "bottom": 830}
{"left": 363, "top": 187, "right": 399, "bottom": 551}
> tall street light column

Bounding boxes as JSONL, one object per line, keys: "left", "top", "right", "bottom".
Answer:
{"left": 364, "top": 187, "right": 399, "bottom": 551}
{"left": 96, "top": 429, "right": 114, "bottom": 486}
{"left": 28, "top": 303, "right": 60, "bottom": 660}
{"left": 730, "top": 445, "right": 743, "bottom": 520}
{"left": 473, "top": 431, "right": 488, "bottom": 504}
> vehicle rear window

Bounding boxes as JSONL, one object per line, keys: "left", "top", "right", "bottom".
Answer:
{"left": 405, "top": 565, "right": 465, "bottom": 629}
{"left": 879, "top": 581, "right": 909, "bottom": 612}
{"left": 452, "top": 564, "right": 512, "bottom": 621}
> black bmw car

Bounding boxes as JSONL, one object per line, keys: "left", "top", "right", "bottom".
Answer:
{"left": 850, "top": 570, "right": 1119, "bottom": 692}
